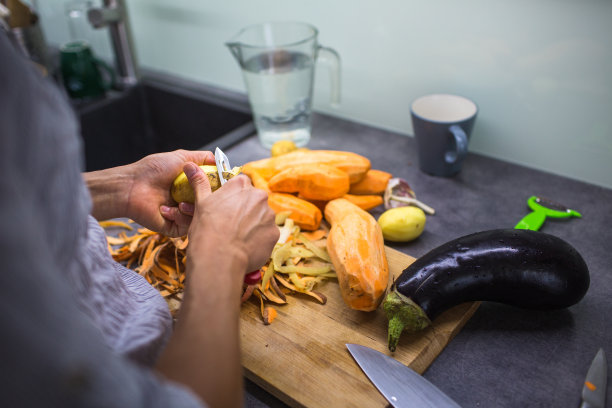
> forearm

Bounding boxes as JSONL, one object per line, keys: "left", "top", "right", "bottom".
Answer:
{"left": 83, "top": 165, "right": 134, "bottom": 221}
{"left": 155, "top": 245, "right": 247, "bottom": 408}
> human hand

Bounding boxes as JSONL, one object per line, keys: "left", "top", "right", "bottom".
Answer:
{"left": 155, "top": 163, "right": 278, "bottom": 408}
{"left": 183, "top": 162, "right": 279, "bottom": 278}
{"left": 125, "top": 150, "right": 215, "bottom": 237}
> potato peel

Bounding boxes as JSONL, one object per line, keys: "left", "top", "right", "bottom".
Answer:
{"left": 100, "top": 217, "right": 335, "bottom": 324}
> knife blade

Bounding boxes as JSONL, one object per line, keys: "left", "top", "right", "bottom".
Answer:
{"left": 213, "top": 147, "right": 261, "bottom": 285}
{"left": 581, "top": 348, "right": 607, "bottom": 408}
{"left": 214, "top": 147, "right": 231, "bottom": 186}
{"left": 346, "top": 343, "right": 461, "bottom": 408}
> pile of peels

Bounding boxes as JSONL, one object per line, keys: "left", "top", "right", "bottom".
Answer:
{"left": 100, "top": 212, "right": 336, "bottom": 324}
{"left": 101, "top": 220, "right": 188, "bottom": 314}
{"left": 243, "top": 212, "right": 336, "bottom": 324}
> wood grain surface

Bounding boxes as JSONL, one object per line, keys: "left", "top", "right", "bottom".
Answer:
{"left": 240, "top": 246, "right": 480, "bottom": 408}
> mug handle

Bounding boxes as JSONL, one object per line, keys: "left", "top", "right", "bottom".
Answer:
{"left": 445, "top": 125, "right": 468, "bottom": 164}
{"left": 316, "top": 45, "right": 341, "bottom": 107}
{"left": 94, "top": 58, "right": 116, "bottom": 90}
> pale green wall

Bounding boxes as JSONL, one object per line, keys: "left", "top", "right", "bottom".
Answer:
{"left": 36, "top": 0, "right": 612, "bottom": 189}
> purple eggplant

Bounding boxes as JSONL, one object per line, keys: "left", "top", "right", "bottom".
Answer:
{"left": 384, "top": 229, "right": 589, "bottom": 352}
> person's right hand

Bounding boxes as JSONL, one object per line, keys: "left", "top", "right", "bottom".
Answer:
{"left": 183, "top": 162, "right": 279, "bottom": 278}
{"left": 156, "top": 163, "right": 278, "bottom": 408}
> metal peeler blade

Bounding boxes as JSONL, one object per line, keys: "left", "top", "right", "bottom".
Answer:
{"left": 214, "top": 147, "right": 231, "bottom": 186}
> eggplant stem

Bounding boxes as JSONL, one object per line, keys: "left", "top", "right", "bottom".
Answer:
{"left": 383, "top": 289, "right": 431, "bottom": 352}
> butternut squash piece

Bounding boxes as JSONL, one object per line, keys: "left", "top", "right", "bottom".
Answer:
{"left": 268, "top": 164, "right": 350, "bottom": 201}
{"left": 325, "top": 198, "right": 389, "bottom": 311}
{"left": 298, "top": 195, "right": 327, "bottom": 213}
{"left": 242, "top": 165, "right": 277, "bottom": 181}
{"left": 249, "top": 170, "right": 271, "bottom": 193}
{"left": 242, "top": 150, "right": 371, "bottom": 184}
{"left": 342, "top": 193, "right": 383, "bottom": 211}
{"left": 348, "top": 169, "right": 392, "bottom": 195}
{"left": 268, "top": 192, "right": 322, "bottom": 231}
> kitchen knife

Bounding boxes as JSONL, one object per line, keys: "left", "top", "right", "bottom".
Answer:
{"left": 581, "top": 348, "right": 607, "bottom": 408}
{"left": 346, "top": 343, "right": 461, "bottom": 408}
{"left": 214, "top": 147, "right": 261, "bottom": 285}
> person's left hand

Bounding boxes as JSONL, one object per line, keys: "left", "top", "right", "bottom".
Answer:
{"left": 126, "top": 149, "right": 215, "bottom": 237}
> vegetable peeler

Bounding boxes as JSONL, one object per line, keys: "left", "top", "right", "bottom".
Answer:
{"left": 214, "top": 147, "right": 262, "bottom": 285}
{"left": 214, "top": 147, "right": 231, "bottom": 187}
{"left": 515, "top": 196, "right": 581, "bottom": 231}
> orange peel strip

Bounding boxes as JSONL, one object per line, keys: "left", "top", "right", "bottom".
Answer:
{"left": 99, "top": 220, "right": 134, "bottom": 230}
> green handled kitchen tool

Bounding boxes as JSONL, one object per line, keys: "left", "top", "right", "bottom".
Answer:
{"left": 515, "top": 196, "right": 581, "bottom": 231}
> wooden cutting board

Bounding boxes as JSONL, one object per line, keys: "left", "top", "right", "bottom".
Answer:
{"left": 240, "top": 246, "right": 480, "bottom": 408}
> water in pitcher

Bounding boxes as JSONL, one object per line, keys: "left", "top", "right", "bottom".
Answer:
{"left": 242, "top": 50, "right": 314, "bottom": 148}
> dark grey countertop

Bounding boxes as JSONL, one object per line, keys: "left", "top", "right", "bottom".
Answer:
{"left": 227, "top": 112, "right": 612, "bottom": 408}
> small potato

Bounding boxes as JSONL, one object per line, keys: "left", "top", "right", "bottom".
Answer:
{"left": 270, "top": 140, "right": 298, "bottom": 157}
{"left": 171, "top": 165, "right": 241, "bottom": 203}
{"left": 378, "top": 206, "right": 426, "bottom": 242}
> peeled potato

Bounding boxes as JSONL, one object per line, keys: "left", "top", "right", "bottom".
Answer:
{"left": 377, "top": 206, "right": 426, "bottom": 242}
{"left": 171, "top": 165, "right": 241, "bottom": 203}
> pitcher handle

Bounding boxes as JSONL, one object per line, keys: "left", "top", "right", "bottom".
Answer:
{"left": 317, "top": 45, "right": 341, "bottom": 107}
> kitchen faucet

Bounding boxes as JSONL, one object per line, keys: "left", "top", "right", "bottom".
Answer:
{"left": 87, "top": 0, "right": 138, "bottom": 88}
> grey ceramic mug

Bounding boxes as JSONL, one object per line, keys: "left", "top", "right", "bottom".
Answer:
{"left": 411, "top": 94, "right": 478, "bottom": 177}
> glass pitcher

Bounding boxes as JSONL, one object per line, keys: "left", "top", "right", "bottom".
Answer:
{"left": 227, "top": 22, "right": 341, "bottom": 148}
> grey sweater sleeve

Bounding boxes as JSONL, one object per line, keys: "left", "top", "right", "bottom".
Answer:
{"left": 0, "top": 198, "right": 205, "bottom": 408}
{"left": 0, "top": 29, "right": 206, "bottom": 408}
